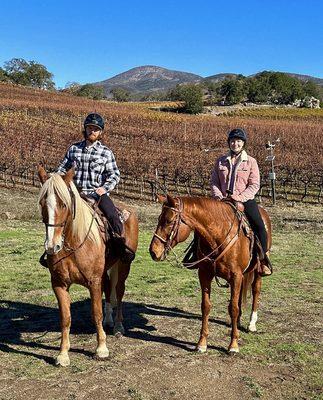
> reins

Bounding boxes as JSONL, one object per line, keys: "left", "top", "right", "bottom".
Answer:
{"left": 154, "top": 198, "right": 244, "bottom": 287}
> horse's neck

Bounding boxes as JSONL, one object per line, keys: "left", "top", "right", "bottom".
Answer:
{"left": 183, "top": 199, "right": 232, "bottom": 248}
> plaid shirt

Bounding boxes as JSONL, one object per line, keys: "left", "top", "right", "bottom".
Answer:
{"left": 57, "top": 140, "right": 120, "bottom": 195}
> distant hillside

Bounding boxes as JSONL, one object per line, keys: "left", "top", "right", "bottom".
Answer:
{"left": 203, "top": 73, "right": 239, "bottom": 82}
{"left": 93, "top": 65, "right": 201, "bottom": 96}
{"left": 284, "top": 72, "right": 323, "bottom": 86}
{"left": 252, "top": 71, "right": 323, "bottom": 86}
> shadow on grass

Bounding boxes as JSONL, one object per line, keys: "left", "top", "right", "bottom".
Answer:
{"left": 0, "top": 299, "right": 231, "bottom": 363}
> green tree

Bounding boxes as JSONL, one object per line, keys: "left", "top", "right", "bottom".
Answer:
{"left": 0, "top": 67, "right": 9, "bottom": 82}
{"left": 3, "top": 58, "right": 55, "bottom": 89}
{"left": 220, "top": 78, "right": 247, "bottom": 105}
{"left": 169, "top": 84, "right": 203, "bottom": 114}
{"left": 75, "top": 84, "right": 105, "bottom": 100}
{"left": 4, "top": 58, "right": 30, "bottom": 85}
{"left": 302, "top": 80, "right": 320, "bottom": 99}
{"left": 110, "top": 87, "right": 130, "bottom": 102}
{"left": 26, "top": 61, "right": 55, "bottom": 89}
{"left": 247, "top": 75, "right": 272, "bottom": 103}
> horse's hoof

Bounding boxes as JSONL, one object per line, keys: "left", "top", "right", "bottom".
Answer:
{"left": 55, "top": 354, "right": 70, "bottom": 367}
{"left": 195, "top": 345, "right": 207, "bottom": 353}
{"left": 94, "top": 348, "right": 110, "bottom": 360}
{"left": 113, "top": 323, "right": 125, "bottom": 336}
{"left": 248, "top": 325, "right": 257, "bottom": 333}
{"left": 228, "top": 347, "right": 240, "bottom": 355}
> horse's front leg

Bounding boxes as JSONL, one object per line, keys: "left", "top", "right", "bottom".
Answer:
{"left": 228, "top": 272, "right": 243, "bottom": 353}
{"left": 52, "top": 283, "right": 71, "bottom": 367}
{"left": 89, "top": 280, "right": 109, "bottom": 360}
{"left": 248, "top": 271, "right": 262, "bottom": 332}
{"left": 196, "top": 266, "right": 213, "bottom": 353}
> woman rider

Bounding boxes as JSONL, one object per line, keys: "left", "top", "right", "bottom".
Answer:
{"left": 57, "top": 113, "right": 133, "bottom": 261}
{"left": 210, "top": 128, "right": 272, "bottom": 276}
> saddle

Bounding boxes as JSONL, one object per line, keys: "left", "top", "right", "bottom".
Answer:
{"left": 81, "top": 195, "right": 135, "bottom": 262}
{"left": 182, "top": 198, "right": 264, "bottom": 274}
{"left": 81, "top": 195, "right": 130, "bottom": 239}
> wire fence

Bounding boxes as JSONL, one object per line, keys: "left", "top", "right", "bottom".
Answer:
{"left": 1, "top": 167, "right": 322, "bottom": 204}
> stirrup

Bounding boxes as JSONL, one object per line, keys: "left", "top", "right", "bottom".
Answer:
{"left": 259, "top": 254, "right": 273, "bottom": 277}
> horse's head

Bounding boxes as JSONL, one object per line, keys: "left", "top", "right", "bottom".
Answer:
{"left": 38, "top": 165, "right": 75, "bottom": 255}
{"left": 149, "top": 194, "right": 192, "bottom": 261}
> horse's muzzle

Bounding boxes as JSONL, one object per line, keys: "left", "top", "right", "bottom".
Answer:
{"left": 45, "top": 242, "right": 63, "bottom": 255}
{"left": 149, "top": 247, "right": 166, "bottom": 262}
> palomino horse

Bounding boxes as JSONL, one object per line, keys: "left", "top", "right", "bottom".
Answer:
{"left": 149, "top": 194, "right": 272, "bottom": 354}
{"left": 38, "top": 166, "right": 138, "bottom": 366}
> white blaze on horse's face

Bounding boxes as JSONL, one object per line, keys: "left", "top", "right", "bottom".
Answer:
{"left": 45, "top": 193, "right": 64, "bottom": 255}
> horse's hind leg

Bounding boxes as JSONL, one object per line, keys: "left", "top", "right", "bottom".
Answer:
{"left": 103, "top": 274, "right": 114, "bottom": 329}
{"left": 248, "top": 272, "right": 262, "bottom": 332}
{"left": 89, "top": 282, "right": 109, "bottom": 359}
{"left": 228, "top": 273, "right": 243, "bottom": 353}
{"left": 52, "top": 284, "right": 71, "bottom": 367}
{"left": 196, "top": 266, "right": 213, "bottom": 353}
{"left": 114, "top": 261, "right": 131, "bottom": 336}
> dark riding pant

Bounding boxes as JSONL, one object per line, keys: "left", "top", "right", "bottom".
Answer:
{"left": 243, "top": 199, "right": 268, "bottom": 253}
{"left": 98, "top": 194, "right": 123, "bottom": 236}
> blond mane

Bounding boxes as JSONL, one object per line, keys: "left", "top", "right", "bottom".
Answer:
{"left": 38, "top": 173, "right": 101, "bottom": 246}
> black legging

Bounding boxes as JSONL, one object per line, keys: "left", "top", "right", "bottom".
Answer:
{"left": 98, "top": 194, "right": 123, "bottom": 235}
{"left": 243, "top": 199, "right": 268, "bottom": 253}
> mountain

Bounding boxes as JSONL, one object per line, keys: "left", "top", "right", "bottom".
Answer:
{"left": 91, "top": 66, "right": 323, "bottom": 98}
{"left": 284, "top": 72, "right": 323, "bottom": 86}
{"left": 93, "top": 65, "right": 202, "bottom": 96}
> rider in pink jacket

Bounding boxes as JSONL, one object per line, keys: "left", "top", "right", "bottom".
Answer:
{"left": 210, "top": 128, "right": 272, "bottom": 276}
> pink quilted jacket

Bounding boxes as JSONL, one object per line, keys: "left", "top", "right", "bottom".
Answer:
{"left": 210, "top": 150, "right": 260, "bottom": 202}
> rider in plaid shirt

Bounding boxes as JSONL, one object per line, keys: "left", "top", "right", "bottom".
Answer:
{"left": 57, "top": 137, "right": 120, "bottom": 195}
{"left": 57, "top": 113, "right": 132, "bottom": 260}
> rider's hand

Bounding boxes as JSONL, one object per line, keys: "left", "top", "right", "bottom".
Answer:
{"left": 95, "top": 187, "right": 107, "bottom": 196}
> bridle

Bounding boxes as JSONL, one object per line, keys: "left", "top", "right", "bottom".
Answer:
{"left": 42, "top": 186, "right": 97, "bottom": 266}
{"left": 153, "top": 198, "right": 187, "bottom": 258}
{"left": 43, "top": 186, "right": 76, "bottom": 244}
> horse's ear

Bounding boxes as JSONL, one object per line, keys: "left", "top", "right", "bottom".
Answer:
{"left": 157, "top": 194, "right": 166, "bottom": 204}
{"left": 166, "top": 194, "right": 176, "bottom": 208}
{"left": 38, "top": 164, "right": 48, "bottom": 184}
{"left": 62, "top": 168, "right": 75, "bottom": 185}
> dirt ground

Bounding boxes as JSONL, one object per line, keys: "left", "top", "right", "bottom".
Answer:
{"left": 0, "top": 187, "right": 322, "bottom": 400}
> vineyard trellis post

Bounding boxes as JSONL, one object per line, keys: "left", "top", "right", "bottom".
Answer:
{"left": 265, "top": 138, "right": 280, "bottom": 205}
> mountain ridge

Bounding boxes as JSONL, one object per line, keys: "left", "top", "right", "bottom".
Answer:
{"left": 92, "top": 65, "right": 323, "bottom": 97}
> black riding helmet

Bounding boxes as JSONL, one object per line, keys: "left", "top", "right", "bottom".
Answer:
{"left": 84, "top": 113, "right": 105, "bottom": 130}
{"left": 227, "top": 128, "right": 247, "bottom": 143}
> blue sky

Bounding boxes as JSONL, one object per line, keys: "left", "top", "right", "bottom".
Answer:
{"left": 0, "top": 0, "right": 322, "bottom": 88}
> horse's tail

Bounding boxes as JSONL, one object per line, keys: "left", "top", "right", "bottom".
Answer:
{"left": 241, "top": 270, "right": 255, "bottom": 309}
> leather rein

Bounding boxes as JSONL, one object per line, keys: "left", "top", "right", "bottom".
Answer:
{"left": 153, "top": 198, "right": 243, "bottom": 272}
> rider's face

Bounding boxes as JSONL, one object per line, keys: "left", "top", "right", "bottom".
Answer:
{"left": 85, "top": 125, "right": 102, "bottom": 142}
{"left": 229, "top": 139, "right": 244, "bottom": 154}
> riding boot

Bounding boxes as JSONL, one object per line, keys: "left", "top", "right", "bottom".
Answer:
{"left": 259, "top": 252, "right": 273, "bottom": 277}
{"left": 112, "top": 233, "right": 135, "bottom": 263}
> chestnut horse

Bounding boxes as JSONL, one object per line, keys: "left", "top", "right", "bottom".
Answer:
{"left": 38, "top": 166, "right": 138, "bottom": 366}
{"left": 149, "top": 194, "right": 272, "bottom": 354}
